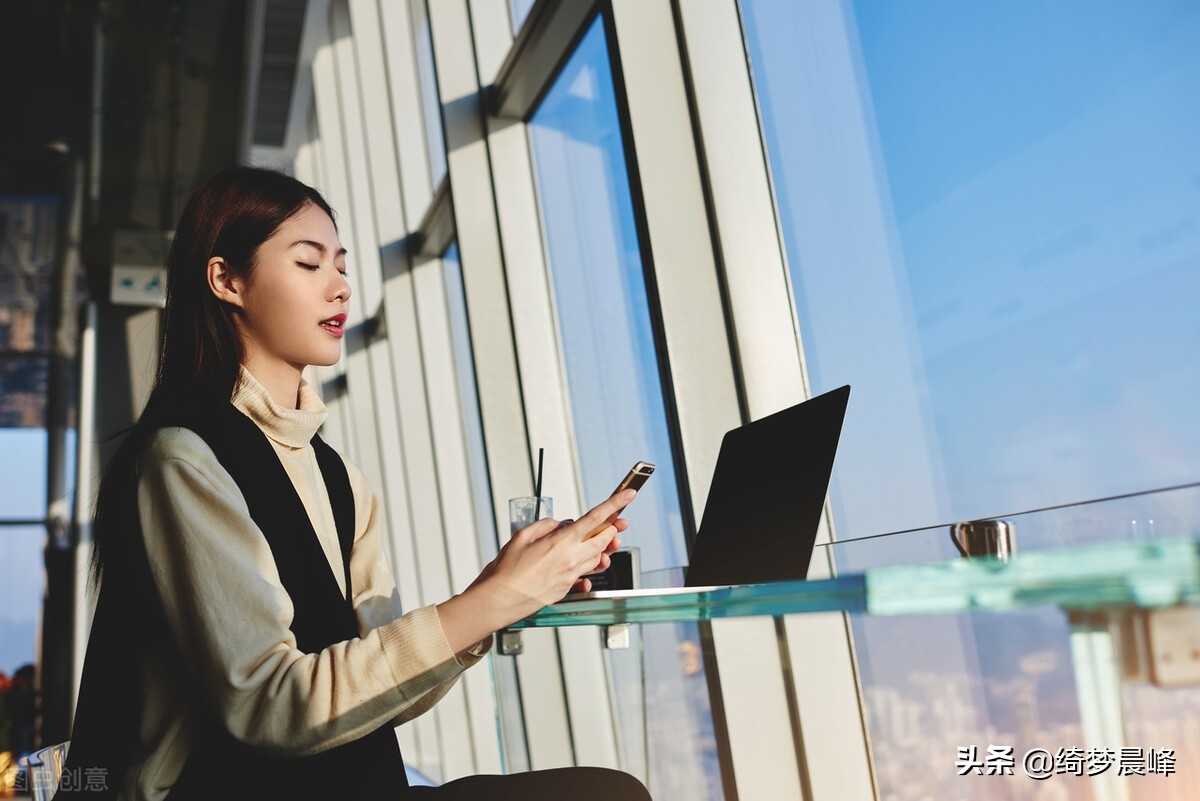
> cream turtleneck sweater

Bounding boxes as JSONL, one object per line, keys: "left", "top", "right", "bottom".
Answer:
{"left": 124, "top": 369, "right": 486, "bottom": 800}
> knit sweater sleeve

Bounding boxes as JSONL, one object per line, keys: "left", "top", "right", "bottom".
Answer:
{"left": 138, "top": 427, "right": 468, "bottom": 756}
{"left": 341, "top": 458, "right": 492, "bottom": 723}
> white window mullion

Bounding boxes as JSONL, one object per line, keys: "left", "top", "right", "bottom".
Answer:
{"left": 426, "top": 0, "right": 583, "bottom": 771}
{"left": 606, "top": 2, "right": 817, "bottom": 799}
{"left": 346, "top": 0, "right": 493, "bottom": 781}
{"left": 313, "top": 5, "right": 448, "bottom": 772}
{"left": 412, "top": 253, "right": 505, "bottom": 776}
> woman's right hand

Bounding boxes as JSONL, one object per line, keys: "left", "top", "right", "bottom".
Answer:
{"left": 436, "top": 489, "right": 636, "bottom": 654}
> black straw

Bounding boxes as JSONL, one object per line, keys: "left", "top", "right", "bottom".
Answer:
{"left": 533, "top": 447, "right": 545, "bottom": 519}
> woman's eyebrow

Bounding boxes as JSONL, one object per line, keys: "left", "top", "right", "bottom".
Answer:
{"left": 291, "top": 238, "right": 348, "bottom": 256}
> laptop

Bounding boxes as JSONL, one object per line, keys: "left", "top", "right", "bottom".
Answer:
{"left": 562, "top": 384, "right": 851, "bottom": 601}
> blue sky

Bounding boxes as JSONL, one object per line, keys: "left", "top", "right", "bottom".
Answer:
{"left": 0, "top": 429, "right": 60, "bottom": 670}
{"left": 742, "top": 0, "right": 1200, "bottom": 544}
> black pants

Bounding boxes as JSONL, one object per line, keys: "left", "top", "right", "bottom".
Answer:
{"left": 409, "top": 767, "right": 652, "bottom": 800}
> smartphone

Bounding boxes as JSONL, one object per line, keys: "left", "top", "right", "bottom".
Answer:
{"left": 584, "top": 461, "right": 655, "bottom": 539}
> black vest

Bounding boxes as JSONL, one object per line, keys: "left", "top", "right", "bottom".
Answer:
{"left": 60, "top": 404, "right": 409, "bottom": 799}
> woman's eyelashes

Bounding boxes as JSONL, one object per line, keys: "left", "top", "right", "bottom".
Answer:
{"left": 297, "top": 261, "right": 349, "bottom": 278}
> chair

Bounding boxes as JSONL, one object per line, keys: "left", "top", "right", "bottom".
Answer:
{"left": 25, "top": 741, "right": 69, "bottom": 801}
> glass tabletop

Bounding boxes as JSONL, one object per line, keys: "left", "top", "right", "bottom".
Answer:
{"left": 509, "top": 535, "right": 1200, "bottom": 629}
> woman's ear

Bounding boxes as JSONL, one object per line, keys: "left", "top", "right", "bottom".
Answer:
{"left": 207, "top": 257, "right": 244, "bottom": 307}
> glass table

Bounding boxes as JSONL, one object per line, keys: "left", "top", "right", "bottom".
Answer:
{"left": 508, "top": 533, "right": 1200, "bottom": 800}
{"left": 509, "top": 537, "right": 1200, "bottom": 628}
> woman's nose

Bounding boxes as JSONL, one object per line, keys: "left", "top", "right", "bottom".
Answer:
{"left": 332, "top": 274, "right": 351, "bottom": 302}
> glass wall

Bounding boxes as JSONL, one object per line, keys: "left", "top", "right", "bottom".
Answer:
{"left": 740, "top": 1, "right": 1200, "bottom": 799}
{"left": 740, "top": 0, "right": 1200, "bottom": 546}
{"left": 152, "top": 0, "right": 1200, "bottom": 796}
{"left": 0, "top": 431, "right": 46, "bottom": 671}
{"left": 1, "top": 194, "right": 71, "bottom": 694}
{"left": 526, "top": 17, "right": 719, "bottom": 799}
{"left": 527, "top": 17, "right": 686, "bottom": 574}
{"left": 410, "top": 0, "right": 447, "bottom": 187}
{"left": 509, "top": 0, "right": 536, "bottom": 35}
{"left": 442, "top": 242, "right": 531, "bottom": 774}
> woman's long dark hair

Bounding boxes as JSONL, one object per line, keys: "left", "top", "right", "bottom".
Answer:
{"left": 89, "top": 166, "right": 336, "bottom": 588}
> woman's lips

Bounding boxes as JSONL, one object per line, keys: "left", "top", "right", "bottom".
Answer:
{"left": 320, "top": 313, "right": 346, "bottom": 338}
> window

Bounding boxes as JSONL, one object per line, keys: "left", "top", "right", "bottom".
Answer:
{"left": 527, "top": 18, "right": 719, "bottom": 798}
{"left": 1, "top": 195, "right": 70, "bottom": 680}
{"left": 741, "top": 0, "right": 1200, "bottom": 544}
{"left": 509, "top": 0, "right": 536, "bottom": 35}
{"left": 0, "top": 431, "right": 48, "bottom": 674}
{"left": 410, "top": 0, "right": 447, "bottom": 187}
{"left": 443, "top": 243, "right": 530, "bottom": 773}
{"left": 527, "top": 18, "right": 686, "bottom": 574}
{"left": 741, "top": 3, "right": 1200, "bottom": 798}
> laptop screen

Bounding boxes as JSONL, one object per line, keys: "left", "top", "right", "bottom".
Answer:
{"left": 683, "top": 385, "right": 850, "bottom": 587}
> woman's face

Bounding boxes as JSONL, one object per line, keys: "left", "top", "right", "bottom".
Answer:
{"left": 232, "top": 203, "right": 351, "bottom": 376}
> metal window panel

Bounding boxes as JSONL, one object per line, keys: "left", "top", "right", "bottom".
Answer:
{"left": 382, "top": 255, "right": 476, "bottom": 781}
{"left": 427, "top": 0, "right": 579, "bottom": 770}
{"left": 314, "top": 21, "right": 408, "bottom": 618}
{"left": 377, "top": 0, "right": 436, "bottom": 224}
{"left": 607, "top": 0, "right": 740, "bottom": 524}
{"left": 672, "top": 1, "right": 877, "bottom": 798}
{"left": 708, "top": 617, "right": 805, "bottom": 800}
{"left": 413, "top": 253, "right": 505, "bottom": 775}
{"left": 330, "top": 0, "right": 385, "bottom": 315}
{"left": 378, "top": 0, "right": 517, "bottom": 774}
{"left": 673, "top": 0, "right": 808, "bottom": 423}
{"left": 466, "top": 0, "right": 514, "bottom": 87}
{"left": 483, "top": 89, "right": 621, "bottom": 770}
{"left": 426, "top": 0, "right": 530, "bottom": 606}
{"left": 470, "top": 0, "right": 635, "bottom": 771}
{"left": 415, "top": 179, "right": 456, "bottom": 259}
{"left": 347, "top": 0, "right": 482, "bottom": 777}
{"left": 346, "top": 0, "right": 407, "bottom": 247}
{"left": 606, "top": 1, "right": 816, "bottom": 798}
{"left": 314, "top": 9, "right": 408, "bottom": 598}
{"left": 484, "top": 123, "right": 581, "bottom": 549}
{"left": 487, "top": 0, "right": 599, "bottom": 120}
{"left": 71, "top": 303, "right": 100, "bottom": 711}
{"left": 298, "top": 125, "right": 363, "bottom": 466}
{"left": 782, "top": 613, "right": 876, "bottom": 800}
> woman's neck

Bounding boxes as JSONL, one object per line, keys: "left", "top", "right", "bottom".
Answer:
{"left": 241, "top": 357, "right": 303, "bottom": 409}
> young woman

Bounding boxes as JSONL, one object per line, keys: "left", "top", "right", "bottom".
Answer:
{"left": 58, "top": 166, "right": 652, "bottom": 800}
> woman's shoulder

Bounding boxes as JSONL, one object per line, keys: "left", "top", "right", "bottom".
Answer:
{"left": 139, "top": 425, "right": 222, "bottom": 470}
{"left": 135, "top": 403, "right": 246, "bottom": 463}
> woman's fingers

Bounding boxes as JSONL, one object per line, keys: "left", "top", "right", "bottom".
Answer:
{"left": 513, "top": 514, "right": 567, "bottom": 543}
{"left": 485, "top": 490, "right": 636, "bottom": 609}
{"left": 572, "top": 489, "right": 637, "bottom": 542}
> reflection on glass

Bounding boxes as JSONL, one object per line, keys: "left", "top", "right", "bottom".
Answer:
{"left": 442, "top": 244, "right": 529, "bottom": 774}
{"left": 410, "top": 0, "right": 447, "bottom": 186}
{"left": 741, "top": 2, "right": 1200, "bottom": 798}
{"left": 527, "top": 18, "right": 719, "bottom": 799}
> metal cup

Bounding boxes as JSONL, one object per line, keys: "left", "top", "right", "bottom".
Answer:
{"left": 949, "top": 519, "right": 1016, "bottom": 561}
